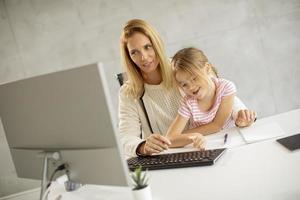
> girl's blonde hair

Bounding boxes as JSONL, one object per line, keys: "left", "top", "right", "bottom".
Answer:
{"left": 171, "top": 47, "right": 218, "bottom": 86}
{"left": 120, "top": 19, "right": 173, "bottom": 98}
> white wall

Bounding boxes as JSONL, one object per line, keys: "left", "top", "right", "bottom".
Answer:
{"left": 0, "top": 0, "right": 300, "bottom": 197}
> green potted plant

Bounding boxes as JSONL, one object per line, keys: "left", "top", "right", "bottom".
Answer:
{"left": 131, "top": 166, "right": 152, "bottom": 200}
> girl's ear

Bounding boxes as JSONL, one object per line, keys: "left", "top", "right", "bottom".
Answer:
{"left": 204, "top": 62, "right": 211, "bottom": 74}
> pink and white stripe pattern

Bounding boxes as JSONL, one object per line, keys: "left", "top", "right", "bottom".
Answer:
{"left": 178, "top": 77, "right": 236, "bottom": 130}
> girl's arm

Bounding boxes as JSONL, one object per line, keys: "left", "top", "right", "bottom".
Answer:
{"left": 211, "top": 70, "right": 249, "bottom": 122}
{"left": 232, "top": 96, "right": 246, "bottom": 119}
{"left": 183, "top": 94, "right": 235, "bottom": 135}
{"left": 166, "top": 115, "right": 200, "bottom": 147}
{"left": 233, "top": 96, "right": 257, "bottom": 127}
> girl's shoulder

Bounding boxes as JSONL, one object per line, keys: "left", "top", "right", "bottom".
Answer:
{"left": 213, "top": 77, "right": 235, "bottom": 87}
{"left": 213, "top": 77, "right": 234, "bottom": 85}
{"left": 213, "top": 77, "right": 236, "bottom": 95}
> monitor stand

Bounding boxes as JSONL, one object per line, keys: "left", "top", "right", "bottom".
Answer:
{"left": 39, "top": 151, "right": 60, "bottom": 200}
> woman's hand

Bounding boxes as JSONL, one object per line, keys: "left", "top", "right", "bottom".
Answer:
{"left": 189, "top": 134, "right": 206, "bottom": 150}
{"left": 137, "top": 134, "right": 171, "bottom": 155}
{"left": 235, "top": 109, "right": 257, "bottom": 128}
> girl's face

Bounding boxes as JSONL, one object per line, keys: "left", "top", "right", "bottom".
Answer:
{"left": 175, "top": 69, "right": 213, "bottom": 100}
{"left": 126, "top": 32, "right": 159, "bottom": 75}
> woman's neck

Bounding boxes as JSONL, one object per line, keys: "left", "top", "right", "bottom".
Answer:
{"left": 142, "top": 69, "right": 162, "bottom": 85}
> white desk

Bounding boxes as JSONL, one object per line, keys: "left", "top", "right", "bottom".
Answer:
{"left": 149, "top": 109, "right": 300, "bottom": 200}
{"left": 55, "top": 109, "right": 300, "bottom": 200}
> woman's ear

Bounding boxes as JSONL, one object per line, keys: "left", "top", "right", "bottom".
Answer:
{"left": 171, "top": 60, "right": 175, "bottom": 70}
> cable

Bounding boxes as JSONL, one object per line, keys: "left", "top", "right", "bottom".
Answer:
{"left": 46, "top": 163, "right": 68, "bottom": 188}
{"left": 41, "top": 185, "right": 51, "bottom": 200}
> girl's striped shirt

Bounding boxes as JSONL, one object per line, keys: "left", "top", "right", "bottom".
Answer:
{"left": 178, "top": 77, "right": 236, "bottom": 129}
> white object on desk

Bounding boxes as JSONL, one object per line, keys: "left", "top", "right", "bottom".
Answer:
{"left": 159, "top": 122, "right": 286, "bottom": 153}
{"left": 163, "top": 127, "right": 247, "bottom": 153}
{"left": 205, "top": 127, "right": 246, "bottom": 149}
{"left": 205, "top": 122, "right": 286, "bottom": 149}
{"left": 239, "top": 122, "right": 285, "bottom": 143}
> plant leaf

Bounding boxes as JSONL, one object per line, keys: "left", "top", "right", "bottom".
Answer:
{"left": 131, "top": 165, "right": 150, "bottom": 189}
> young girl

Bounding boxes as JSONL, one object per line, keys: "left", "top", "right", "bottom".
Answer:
{"left": 166, "top": 47, "right": 255, "bottom": 149}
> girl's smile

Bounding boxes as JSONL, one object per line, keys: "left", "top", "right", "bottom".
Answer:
{"left": 175, "top": 71, "right": 208, "bottom": 99}
{"left": 175, "top": 69, "right": 217, "bottom": 111}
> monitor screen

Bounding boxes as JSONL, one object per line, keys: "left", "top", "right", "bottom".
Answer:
{"left": 0, "top": 63, "right": 130, "bottom": 187}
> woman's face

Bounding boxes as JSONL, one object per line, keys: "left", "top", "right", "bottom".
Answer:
{"left": 126, "top": 32, "right": 159, "bottom": 75}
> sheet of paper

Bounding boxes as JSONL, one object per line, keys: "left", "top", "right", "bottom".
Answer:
{"left": 160, "top": 122, "right": 285, "bottom": 153}
{"left": 161, "top": 127, "right": 247, "bottom": 154}
{"left": 238, "top": 122, "right": 285, "bottom": 143}
{"left": 205, "top": 127, "right": 246, "bottom": 150}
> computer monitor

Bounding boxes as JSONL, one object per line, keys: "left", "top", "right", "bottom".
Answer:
{"left": 0, "top": 63, "right": 131, "bottom": 194}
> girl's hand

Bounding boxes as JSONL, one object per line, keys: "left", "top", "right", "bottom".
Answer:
{"left": 235, "top": 109, "right": 257, "bottom": 128}
{"left": 138, "top": 133, "right": 171, "bottom": 155}
{"left": 190, "top": 134, "right": 206, "bottom": 150}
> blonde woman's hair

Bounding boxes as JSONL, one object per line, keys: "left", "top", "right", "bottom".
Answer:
{"left": 120, "top": 19, "right": 173, "bottom": 98}
{"left": 171, "top": 47, "right": 218, "bottom": 86}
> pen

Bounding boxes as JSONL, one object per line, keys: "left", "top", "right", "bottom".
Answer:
{"left": 224, "top": 133, "right": 228, "bottom": 144}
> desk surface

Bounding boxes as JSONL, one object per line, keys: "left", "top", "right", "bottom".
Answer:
{"left": 56, "top": 109, "right": 300, "bottom": 200}
{"left": 151, "top": 138, "right": 300, "bottom": 200}
{"left": 150, "top": 109, "right": 300, "bottom": 200}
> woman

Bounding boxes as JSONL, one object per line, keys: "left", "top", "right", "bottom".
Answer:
{"left": 119, "top": 19, "right": 256, "bottom": 157}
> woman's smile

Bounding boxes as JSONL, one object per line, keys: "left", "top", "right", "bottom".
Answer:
{"left": 142, "top": 60, "right": 153, "bottom": 68}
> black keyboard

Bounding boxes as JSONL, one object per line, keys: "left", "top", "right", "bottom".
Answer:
{"left": 127, "top": 148, "right": 226, "bottom": 171}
